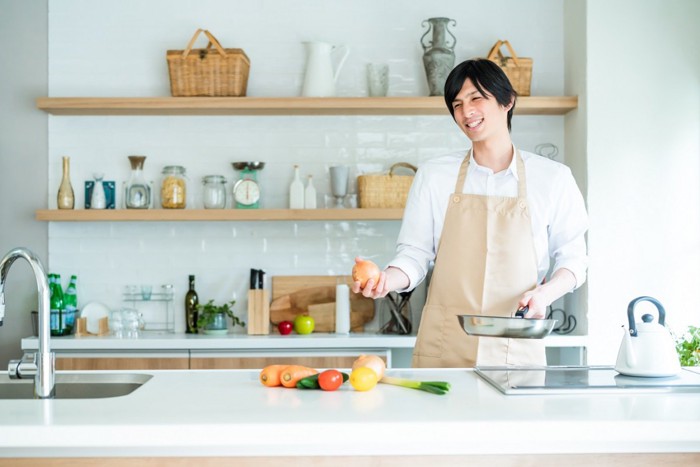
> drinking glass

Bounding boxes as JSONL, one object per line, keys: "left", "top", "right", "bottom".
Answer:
{"left": 141, "top": 285, "right": 153, "bottom": 300}
{"left": 367, "top": 63, "right": 389, "bottom": 97}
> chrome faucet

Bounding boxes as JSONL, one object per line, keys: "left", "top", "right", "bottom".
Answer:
{"left": 0, "top": 247, "right": 55, "bottom": 398}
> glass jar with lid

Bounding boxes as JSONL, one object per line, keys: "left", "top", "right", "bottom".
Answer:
{"left": 202, "top": 175, "right": 227, "bottom": 209}
{"left": 125, "top": 155, "right": 151, "bottom": 209}
{"left": 161, "top": 165, "right": 187, "bottom": 209}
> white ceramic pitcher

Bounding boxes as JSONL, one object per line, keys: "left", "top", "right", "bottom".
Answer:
{"left": 301, "top": 41, "right": 350, "bottom": 97}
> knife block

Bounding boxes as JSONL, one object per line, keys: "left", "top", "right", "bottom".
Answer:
{"left": 247, "top": 289, "right": 270, "bottom": 335}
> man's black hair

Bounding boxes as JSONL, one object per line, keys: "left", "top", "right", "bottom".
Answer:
{"left": 443, "top": 59, "right": 517, "bottom": 131}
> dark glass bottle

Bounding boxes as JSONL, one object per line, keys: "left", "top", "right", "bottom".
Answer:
{"left": 185, "top": 275, "right": 199, "bottom": 334}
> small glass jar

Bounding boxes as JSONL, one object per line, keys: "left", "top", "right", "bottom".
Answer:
{"left": 202, "top": 175, "right": 227, "bottom": 209}
{"left": 161, "top": 165, "right": 187, "bottom": 209}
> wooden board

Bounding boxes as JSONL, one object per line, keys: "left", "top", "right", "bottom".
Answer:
{"left": 270, "top": 276, "right": 375, "bottom": 332}
{"left": 271, "top": 275, "right": 355, "bottom": 300}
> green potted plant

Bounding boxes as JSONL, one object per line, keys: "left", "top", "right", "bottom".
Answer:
{"left": 196, "top": 299, "right": 245, "bottom": 335}
{"left": 676, "top": 326, "right": 700, "bottom": 366}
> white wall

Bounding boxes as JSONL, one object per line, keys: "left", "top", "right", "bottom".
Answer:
{"left": 45, "top": 0, "right": 568, "bottom": 332}
{"left": 585, "top": 0, "right": 700, "bottom": 363}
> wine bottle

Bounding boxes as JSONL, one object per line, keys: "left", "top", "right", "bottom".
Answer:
{"left": 185, "top": 275, "right": 199, "bottom": 334}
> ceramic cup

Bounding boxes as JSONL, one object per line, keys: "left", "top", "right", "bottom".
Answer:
{"left": 367, "top": 63, "right": 389, "bottom": 97}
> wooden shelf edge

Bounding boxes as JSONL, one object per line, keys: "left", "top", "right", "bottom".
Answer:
{"left": 36, "top": 96, "right": 577, "bottom": 116}
{"left": 35, "top": 208, "right": 404, "bottom": 222}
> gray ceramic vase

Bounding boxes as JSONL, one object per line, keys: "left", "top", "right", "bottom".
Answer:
{"left": 421, "top": 17, "right": 457, "bottom": 96}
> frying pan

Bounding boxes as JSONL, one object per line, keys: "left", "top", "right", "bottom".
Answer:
{"left": 457, "top": 307, "right": 558, "bottom": 339}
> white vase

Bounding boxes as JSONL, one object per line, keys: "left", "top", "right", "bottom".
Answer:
{"left": 91, "top": 173, "right": 107, "bottom": 209}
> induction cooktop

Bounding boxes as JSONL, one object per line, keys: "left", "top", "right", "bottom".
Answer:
{"left": 474, "top": 365, "right": 700, "bottom": 395}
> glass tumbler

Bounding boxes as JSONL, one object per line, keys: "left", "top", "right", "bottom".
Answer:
{"left": 367, "top": 63, "right": 389, "bottom": 97}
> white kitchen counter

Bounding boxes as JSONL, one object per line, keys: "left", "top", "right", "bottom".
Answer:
{"left": 0, "top": 368, "right": 698, "bottom": 464}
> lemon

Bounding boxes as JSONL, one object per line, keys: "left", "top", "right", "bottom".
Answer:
{"left": 350, "top": 367, "right": 378, "bottom": 391}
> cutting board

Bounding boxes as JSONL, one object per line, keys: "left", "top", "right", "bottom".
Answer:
{"left": 271, "top": 275, "right": 355, "bottom": 300}
{"left": 270, "top": 275, "right": 375, "bottom": 332}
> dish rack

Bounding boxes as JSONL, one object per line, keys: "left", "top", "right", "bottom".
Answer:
{"left": 122, "top": 285, "right": 175, "bottom": 332}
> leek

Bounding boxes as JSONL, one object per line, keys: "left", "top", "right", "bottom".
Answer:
{"left": 380, "top": 376, "right": 451, "bottom": 395}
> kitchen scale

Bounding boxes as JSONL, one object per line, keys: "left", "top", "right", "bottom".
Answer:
{"left": 231, "top": 162, "right": 265, "bottom": 209}
{"left": 474, "top": 366, "right": 700, "bottom": 395}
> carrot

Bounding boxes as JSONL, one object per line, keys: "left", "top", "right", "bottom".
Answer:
{"left": 280, "top": 365, "right": 318, "bottom": 388}
{"left": 259, "top": 364, "right": 288, "bottom": 387}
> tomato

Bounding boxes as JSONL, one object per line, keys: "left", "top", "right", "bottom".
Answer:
{"left": 318, "top": 369, "right": 344, "bottom": 391}
{"left": 349, "top": 367, "right": 378, "bottom": 391}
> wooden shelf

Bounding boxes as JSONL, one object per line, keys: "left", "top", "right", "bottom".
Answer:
{"left": 36, "top": 96, "right": 578, "bottom": 116}
{"left": 35, "top": 208, "right": 404, "bottom": 222}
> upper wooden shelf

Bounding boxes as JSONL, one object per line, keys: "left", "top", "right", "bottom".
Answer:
{"left": 36, "top": 96, "right": 578, "bottom": 116}
{"left": 35, "top": 208, "right": 404, "bottom": 222}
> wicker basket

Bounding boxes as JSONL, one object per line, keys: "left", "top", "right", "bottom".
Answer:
{"left": 486, "top": 40, "right": 532, "bottom": 96}
{"left": 167, "top": 29, "right": 250, "bottom": 97}
{"left": 358, "top": 162, "right": 418, "bottom": 209}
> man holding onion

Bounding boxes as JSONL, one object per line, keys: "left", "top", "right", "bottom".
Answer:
{"left": 352, "top": 59, "right": 588, "bottom": 368}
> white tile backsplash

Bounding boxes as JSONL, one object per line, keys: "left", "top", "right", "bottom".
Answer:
{"left": 47, "top": 0, "right": 566, "bottom": 332}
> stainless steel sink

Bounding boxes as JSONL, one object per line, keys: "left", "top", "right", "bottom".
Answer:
{"left": 0, "top": 373, "right": 152, "bottom": 399}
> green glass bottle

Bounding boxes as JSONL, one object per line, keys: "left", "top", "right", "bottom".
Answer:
{"left": 63, "top": 274, "right": 78, "bottom": 332}
{"left": 49, "top": 273, "right": 68, "bottom": 336}
{"left": 185, "top": 275, "right": 199, "bottom": 334}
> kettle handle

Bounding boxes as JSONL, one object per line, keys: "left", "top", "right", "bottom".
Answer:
{"left": 627, "top": 296, "right": 665, "bottom": 336}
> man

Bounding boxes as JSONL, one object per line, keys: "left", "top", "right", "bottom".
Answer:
{"left": 352, "top": 59, "right": 588, "bottom": 368}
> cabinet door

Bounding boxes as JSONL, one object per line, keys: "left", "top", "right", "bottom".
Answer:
{"left": 189, "top": 351, "right": 388, "bottom": 370}
{"left": 56, "top": 352, "right": 189, "bottom": 370}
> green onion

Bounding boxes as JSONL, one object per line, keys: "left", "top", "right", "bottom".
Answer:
{"left": 380, "top": 376, "right": 451, "bottom": 395}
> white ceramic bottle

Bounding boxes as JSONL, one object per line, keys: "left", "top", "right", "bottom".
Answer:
{"left": 90, "top": 172, "right": 107, "bottom": 209}
{"left": 335, "top": 283, "right": 350, "bottom": 334}
{"left": 289, "top": 165, "right": 304, "bottom": 209}
{"left": 304, "top": 175, "right": 317, "bottom": 209}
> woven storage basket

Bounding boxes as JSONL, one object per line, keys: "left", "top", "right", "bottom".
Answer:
{"left": 358, "top": 162, "right": 418, "bottom": 209}
{"left": 167, "top": 29, "right": 250, "bottom": 97}
{"left": 486, "top": 40, "right": 532, "bottom": 96}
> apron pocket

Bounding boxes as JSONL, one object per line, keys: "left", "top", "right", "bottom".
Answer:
{"left": 413, "top": 304, "right": 447, "bottom": 358}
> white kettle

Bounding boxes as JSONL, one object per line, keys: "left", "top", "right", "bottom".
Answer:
{"left": 301, "top": 41, "right": 350, "bottom": 97}
{"left": 615, "top": 296, "right": 681, "bottom": 377}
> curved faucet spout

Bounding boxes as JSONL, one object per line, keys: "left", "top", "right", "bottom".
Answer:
{"left": 0, "top": 247, "right": 55, "bottom": 399}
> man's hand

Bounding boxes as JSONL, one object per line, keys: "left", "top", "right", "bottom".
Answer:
{"left": 517, "top": 268, "right": 577, "bottom": 319}
{"left": 351, "top": 260, "right": 410, "bottom": 299}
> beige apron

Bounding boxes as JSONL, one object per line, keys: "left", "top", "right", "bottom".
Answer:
{"left": 412, "top": 149, "right": 545, "bottom": 368}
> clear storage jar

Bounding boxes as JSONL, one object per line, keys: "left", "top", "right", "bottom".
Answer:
{"left": 161, "top": 165, "right": 187, "bottom": 209}
{"left": 202, "top": 175, "right": 227, "bottom": 209}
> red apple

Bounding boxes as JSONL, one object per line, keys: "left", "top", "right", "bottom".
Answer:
{"left": 278, "top": 321, "right": 293, "bottom": 335}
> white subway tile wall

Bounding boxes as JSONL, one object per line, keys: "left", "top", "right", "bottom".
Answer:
{"left": 47, "top": 0, "right": 565, "bottom": 331}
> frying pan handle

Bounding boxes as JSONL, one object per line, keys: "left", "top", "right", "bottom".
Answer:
{"left": 515, "top": 306, "right": 528, "bottom": 318}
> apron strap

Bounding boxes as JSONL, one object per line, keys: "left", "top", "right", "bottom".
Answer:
{"left": 515, "top": 149, "right": 527, "bottom": 199}
{"left": 454, "top": 149, "right": 472, "bottom": 193}
{"left": 455, "top": 147, "right": 528, "bottom": 199}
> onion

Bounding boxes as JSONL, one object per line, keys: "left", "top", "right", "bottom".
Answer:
{"left": 352, "top": 259, "right": 381, "bottom": 289}
{"left": 352, "top": 354, "right": 386, "bottom": 380}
